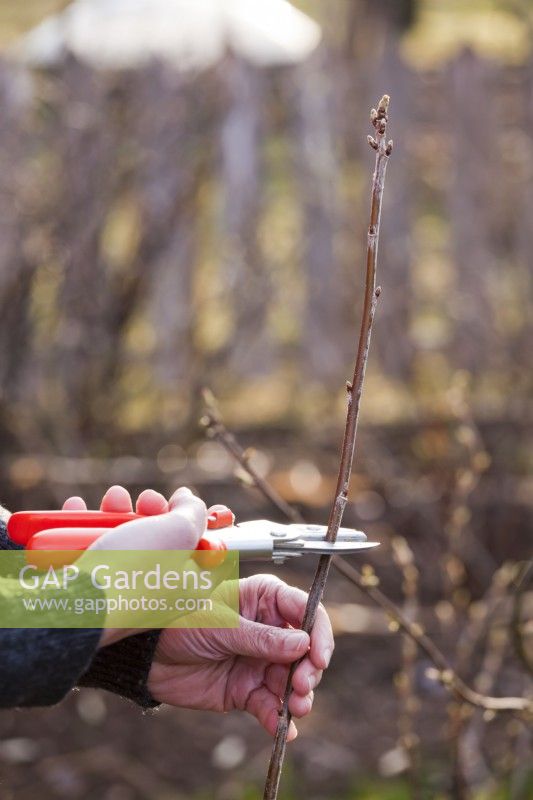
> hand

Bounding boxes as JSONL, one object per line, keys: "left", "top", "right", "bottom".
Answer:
{"left": 147, "top": 574, "right": 334, "bottom": 741}
{"left": 63, "top": 484, "right": 206, "bottom": 551}
{"left": 62, "top": 484, "right": 208, "bottom": 647}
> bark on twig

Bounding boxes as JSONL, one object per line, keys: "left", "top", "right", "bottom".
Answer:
{"left": 262, "top": 95, "right": 392, "bottom": 800}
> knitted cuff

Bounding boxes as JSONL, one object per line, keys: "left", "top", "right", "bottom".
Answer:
{"left": 2, "top": 521, "right": 160, "bottom": 709}
{"left": 78, "top": 630, "right": 162, "bottom": 708}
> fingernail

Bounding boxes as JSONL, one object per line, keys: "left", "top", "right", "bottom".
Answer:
{"left": 308, "top": 674, "right": 317, "bottom": 692}
{"left": 323, "top": 648, "right": 333, "bottom": 667}
{"left": 285, "top": 631, "right": 308, "bottom": 651}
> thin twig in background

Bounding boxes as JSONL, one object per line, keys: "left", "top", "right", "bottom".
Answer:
{"left": 200, "top": 388, "right": 302, "bottom": 525}
{"left": 441, "top": 379, "right": 506, "bottom": 796}
{"left": 442, "top": 376, "right": 495, "bottom": 610}
{"left": 391, "top": 536, "right": 421, "bottom": 798}
{"left": 326, "top": 558, "right": 531, "bottom": 713}
{"left": 455, "top": 562, "right": 516, "bottom": 678}
{"left": 451, "top": 561, "right": 519, "bottom": 793}
{"left": 200, "top": 391, "right": 533, "bottom": 717}
{"left": 511, "top": 559, "right": 533, "bottom": 677}
{"left": 458, "top": 618, "right": 512, "bottom": 793}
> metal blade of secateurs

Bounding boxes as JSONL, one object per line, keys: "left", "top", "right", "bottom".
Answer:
{"left": 284, "top": 540, "right": 380, "bottom": 555}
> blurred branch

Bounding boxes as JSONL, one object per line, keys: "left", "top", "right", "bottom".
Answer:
{"left": 331, "top": 559, "right": 531, "bottom": 713}
{"left": 200, "top": 391, "right": 533, "bottom": 717}
{"left": 446, "top": 377, "right": 495, "bottom": 584}
{"left": 454, "top": 562, "right": 517, "bottom": 685}
{"left": 458, "top": 619, "right": 511, "bottom": 792}
{"left": 512, "top": 559, "right": 533, "bottom": 677}
{"left": 200, "top": 389, "right": 302, "bottom": 525}
{"left": 391, "top": 536, "right": 421, "bottom": 797}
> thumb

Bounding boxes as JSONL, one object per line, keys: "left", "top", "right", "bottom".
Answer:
{"left": 219, "top": 620, "right": 310, "bottom": 663}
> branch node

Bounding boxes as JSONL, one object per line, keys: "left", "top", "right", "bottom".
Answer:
{"left": 367, "top": 135, "right": 378, "bottom": 150}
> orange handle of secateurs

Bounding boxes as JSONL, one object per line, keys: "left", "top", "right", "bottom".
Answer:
{"left": 8, "top": 508, "right": 235, "bottom": 561}
{"left": 8, "top": 511, "right": 142, "bottom": 546}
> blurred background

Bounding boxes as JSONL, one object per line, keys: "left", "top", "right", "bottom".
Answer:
{"left": 0, "top": 0, "right": 531, "bottom": 798}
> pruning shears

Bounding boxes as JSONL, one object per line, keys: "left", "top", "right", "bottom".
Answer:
{"left": 8, "top": 509, "right": 379, "bottom": 566}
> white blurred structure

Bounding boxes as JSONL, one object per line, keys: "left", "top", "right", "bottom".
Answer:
{"left": 13, "top": 0, "right": 322, "bottom": 71}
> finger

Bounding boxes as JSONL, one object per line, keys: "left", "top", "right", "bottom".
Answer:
{"left": 292, "top": 659, "right": 324, "bottom": 695}
{"left": 273, "top": 582, "right": 308, "bottom": 626}
{"left": 276, "top": 585, "right": 334, "bottom": 670}
{"left": 207, "top": 504, "right": 234, "bottom": 528}
{"left": 265, "top": 663, "right": 290, "bottom": 697}
{"left": 219, "top": 620, "right": 309, "bottom": 664}
{"left": 245, "top": 686, "right": 298, "bottom": 741}
{"left": 94, "top": 488, "right": 207, "bottom": 550}
{"left": 136, "top": 489, "right": 169, "bottom": 516}
{"left": 169, "top": 487, "right": 207, "bottom": 536}
{"left": 62, "top": 496, "right": 87, "bottom": 511}
{"left": 288, "top": 690, "right": 314, "bottom": 719}
{"left": 100, "top": 485, "right": 133, "bottom": 513}
{"left": 265, "top": 661, "right": 321, "bottom": 699}
{"left": 308, "top": 603, "right": 334, "bottom": 670}
{"left": 207, "top": 504, "right": 231, "bottom": 514}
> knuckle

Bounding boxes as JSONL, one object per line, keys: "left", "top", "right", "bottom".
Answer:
{"left": 253, "top": 573, "right": 281, "bottom": 588}
{"left": 279, "top": 582, "right": 305, "bottom": 606}
{"left": 245, "top": 573, "right": 281, "bottom": 600}
{"left": 258, "top": 626, "right": 278, "bottom": 654}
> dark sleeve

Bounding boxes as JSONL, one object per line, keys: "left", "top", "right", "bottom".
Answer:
{"left": 0, "top": 518, "right": 160, "bottom": 709}
{"left": 0, "top": 627, "right": 103, "bottom": 708}
{"left": 79, "top": 630, "right": 161, "bottom": 708}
